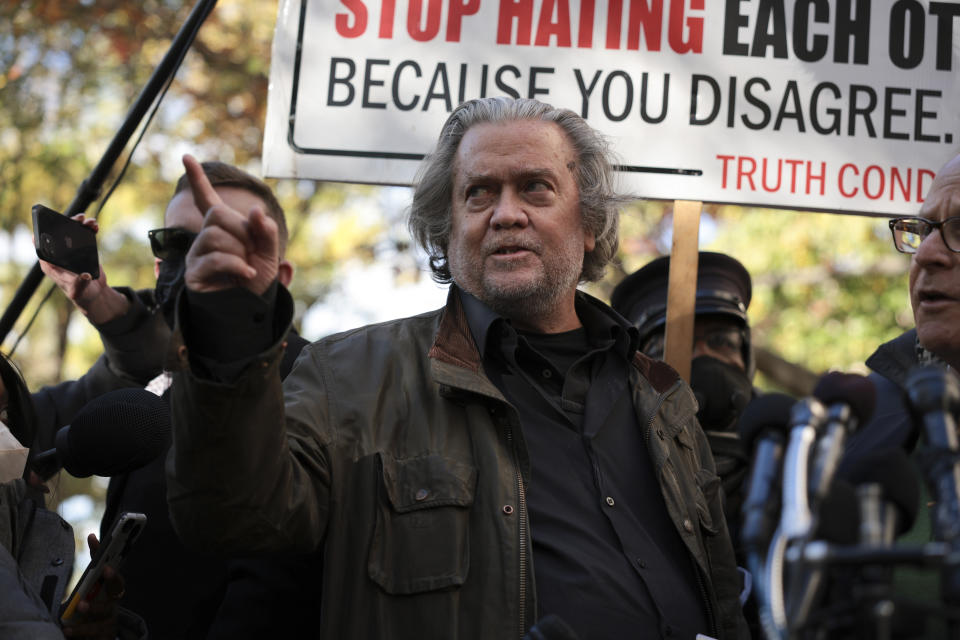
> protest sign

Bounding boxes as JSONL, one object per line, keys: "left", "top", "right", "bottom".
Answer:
{"left": 263, "top": 0, "right": 960, "bottom": 214}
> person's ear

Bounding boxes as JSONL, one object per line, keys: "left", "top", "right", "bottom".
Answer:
{"left": 583, "top": 230, "right": 596, "bottom": 252}
{"left": 278, "top": 259, "right": 294, "bottom": 288}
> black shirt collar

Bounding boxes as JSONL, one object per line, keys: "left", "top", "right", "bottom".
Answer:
{"left": 456, "top": 286, "right": 639, "bottom": 359}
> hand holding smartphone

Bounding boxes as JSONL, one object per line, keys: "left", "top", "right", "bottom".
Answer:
{"left": 60, "top": 512, "right": 146, "bottom": 625}
{"left": 32, "top": 204, "right": 100, "bottom": 279}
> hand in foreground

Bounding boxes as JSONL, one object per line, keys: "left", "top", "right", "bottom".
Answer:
{"left": 62, "top": 534, "right": 123, "bottom": 639}
{"left": 37, "top": 214, "right": 129, "bottom": 324}
{"left": 182, "top": 154, "right": 279, "bottom": 296}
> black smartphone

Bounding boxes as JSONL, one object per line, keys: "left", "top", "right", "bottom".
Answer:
{"left": 60, "top": 512, "right": 146, "bottom": 624}
{"left": 31, "top": 203, "right": 100, "bottom": 279}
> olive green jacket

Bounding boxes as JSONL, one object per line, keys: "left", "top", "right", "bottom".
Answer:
{"left": 167, "top": 287, "right": 748, "bottom": 639}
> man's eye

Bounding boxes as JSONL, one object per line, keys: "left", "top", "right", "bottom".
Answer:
{"left": 525, "top": 180, "right": 550, "bottom": 192}
{"left": 466, "top": 185, "right": 491, "bottom": 200}
{"left": 705, "top": 333, "right": 741, "bottom": 352}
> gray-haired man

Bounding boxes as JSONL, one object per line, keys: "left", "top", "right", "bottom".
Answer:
{"left": 167, "top": 97, "right": 748, "bottom": 639}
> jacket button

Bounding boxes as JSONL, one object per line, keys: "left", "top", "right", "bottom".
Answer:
{"left": 415, "top": 489, "right": 429, "bottom": 501}
{"left": 683, "top": 518, "right": 695, "bottom": 533}
{"left": 502, "top": 505, "right": 514, "bottom": 515}
{"left": 51, "top": 557, "right": 64, "bottom": 567}
{"left": 605, "top": 496, "right": 615, "bottom": 507}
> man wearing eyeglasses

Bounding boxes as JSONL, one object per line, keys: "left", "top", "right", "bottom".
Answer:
{"left": 843, "top": 154, "right": 960, "bottom": 464}
{"left": 833, "top": 155, "right": 960, "bottom": 638}
{"left": 32, "top": 163, "right": 318, "bottom": 639}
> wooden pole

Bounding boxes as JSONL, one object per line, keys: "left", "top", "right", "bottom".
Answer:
{"left": 663, "top": 200, "right": 702, "bottom": 382}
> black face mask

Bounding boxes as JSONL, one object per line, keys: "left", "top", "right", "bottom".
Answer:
{"left": 689, "top": 356, "right": 753, "bottom": 432}
{"left": 154, "top": 257, "right": 187, "bottom": 329}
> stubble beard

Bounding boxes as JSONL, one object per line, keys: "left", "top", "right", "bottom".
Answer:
{"left": 451, "top": 249, "right": 583, "bottom": 324}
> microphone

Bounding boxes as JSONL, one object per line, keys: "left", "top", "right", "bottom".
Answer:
{"left": 904, "top": 365, "right": 960, "bottom": 615}
{"left": 840, "top": 448, "right": 921, "bottom": 544}
{"left": 813, "top": 478, "right": 861, "bottom": 545}
{"left": 780, "top": 396, "right": 828, "bottom": 539}
{"left": 31, "top": 388, "right": 170, "bottom": 478}
{"left": 905, "top": 365, "right": 960, "bottom": 543}
{"left": 738, "top": 392, "right": 797, "bottom": 551}
{"left": 787, "top": 449, "right": 920, "bottom": 630}
{"left": 808, "top": 373, "right": 876, "bottom": 510}
{"left": 785, "top": 478, "right": 860, "bottom": 628}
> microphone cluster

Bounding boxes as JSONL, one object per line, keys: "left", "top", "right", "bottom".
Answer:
{"left": 738, "top": 367, "right": 960, "bottom": 639}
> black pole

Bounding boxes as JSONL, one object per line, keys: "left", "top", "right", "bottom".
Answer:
{"left": 0, "top": 0, "right": 219, "bottom": 345}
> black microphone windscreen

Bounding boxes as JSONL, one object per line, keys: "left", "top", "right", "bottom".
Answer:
{"left": 58, "top": 388, "right": 170, "bottom": 478}
{"left": 813, "top": 372, "right": 877, "bottom": 426}
{"left": 737, "top": 392, "right": 796, "bottom": 449}
{"left": 814, "top": 479, "right": 860, "bottom": 544}
{"left": 839, "top": 447, "right": 920, "bottom": 534}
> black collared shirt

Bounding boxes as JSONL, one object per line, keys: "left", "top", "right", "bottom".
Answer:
{"left": 460, "top": 289, "right": 709, "bottom": 640}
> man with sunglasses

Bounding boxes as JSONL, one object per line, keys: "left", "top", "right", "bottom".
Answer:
{"left": 32, "top": 163, "right": 296, "bottom": 442}
{"left": 33, "top": 163, "right": 318, "bottom": 639}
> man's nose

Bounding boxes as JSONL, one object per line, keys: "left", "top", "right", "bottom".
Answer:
{"left": 490, "top": 190, "right": 529, "bottom": 230}
{"left": 914, "top": 227, "right": 953, "bottom": 267}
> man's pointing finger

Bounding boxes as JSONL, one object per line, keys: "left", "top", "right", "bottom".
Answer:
{"left": 182, "top": 154, "right": 223, "bottom": 214}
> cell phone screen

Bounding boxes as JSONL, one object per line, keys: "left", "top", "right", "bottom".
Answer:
{"left": 32, "top": 204, "right": 100, "bottom": 279}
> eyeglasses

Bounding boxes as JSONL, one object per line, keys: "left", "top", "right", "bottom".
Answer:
{"left": 888, "top": 216, "right": 960, "bottom": 254}
{"left": 148, "top": 227, "right": 198, "bottom": 260}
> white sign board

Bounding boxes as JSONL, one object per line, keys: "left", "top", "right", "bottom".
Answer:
{"left": 263, "top": 0, "right": 960, "bottom": 215}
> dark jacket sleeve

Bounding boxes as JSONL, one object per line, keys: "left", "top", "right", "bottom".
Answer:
{"left": 167, "top": 284, "right": 329, "bottom": 554}
{"left": 30, "top": 288, "right": 168, "bottom": 453}
{"left": 96, "top": 287, "right": 170, "bottom": 383}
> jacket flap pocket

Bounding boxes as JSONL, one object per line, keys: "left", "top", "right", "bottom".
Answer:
{"left": 380, "top": 454, "right": 477, "bottom": 513}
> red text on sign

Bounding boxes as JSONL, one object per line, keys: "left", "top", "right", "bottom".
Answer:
{"left": 336, "top": 0, "right": 480, "bottom": 42}
{"left": 716, "top": 155, "right": 826, "bottom": 196}
{"left": 837, "top": 164, "right": 936, "bottom": 202}
{"left": 496, "top": 0, "right": 705, "bottom": 52}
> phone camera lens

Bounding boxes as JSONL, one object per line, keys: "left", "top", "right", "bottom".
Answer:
{"left": 40, "top": 233, "right": 55, "bottom": 256}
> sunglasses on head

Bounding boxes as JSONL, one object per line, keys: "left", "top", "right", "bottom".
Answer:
{"left": 148, "top": 227, "right": 198, "bottom": 260}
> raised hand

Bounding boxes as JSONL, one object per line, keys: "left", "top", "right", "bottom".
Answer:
{"left": 181, "top": 154, "right": 279, "bottom": 296}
